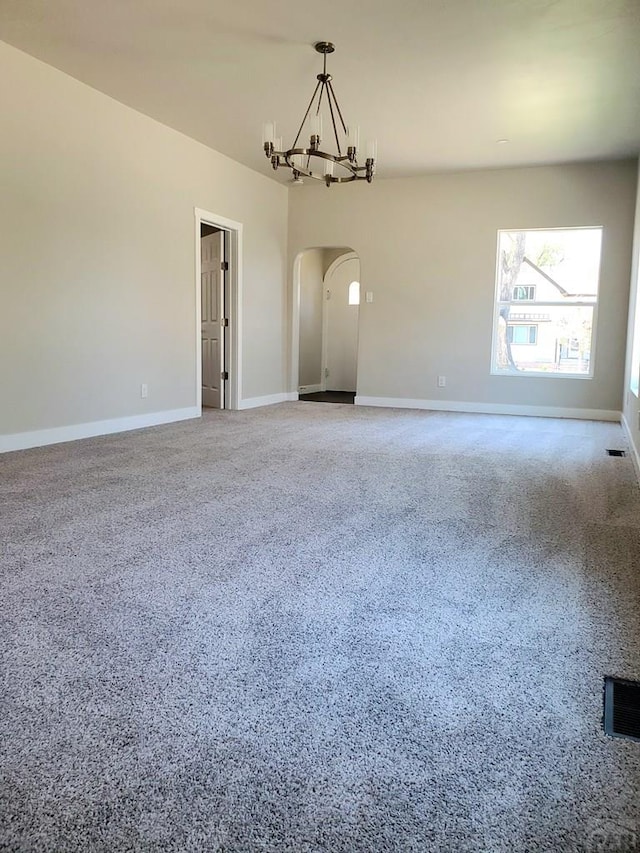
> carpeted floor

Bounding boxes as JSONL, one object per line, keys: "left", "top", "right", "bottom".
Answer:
{"left": 2, "top": 403, "right": 640, "bottom": 852}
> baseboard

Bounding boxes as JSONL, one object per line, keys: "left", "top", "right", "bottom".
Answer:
{"left": 355, "top": 396, "right": 621, "bottom": 422}
{"left": 298, "top": 384, "right": 322, "bottom": 394}
{"left": 239, "top": 392, "right": 298, "bottom": 410}
{"left": 621, "top": 413, "right": 640, "bottom": 485}
{"left": 0, "top": 407, "right": 200, "bottom": 454}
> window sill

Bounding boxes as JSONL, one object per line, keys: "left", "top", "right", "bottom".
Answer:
{"left": 491, "top": 369, "right": 594, "bottom": 380}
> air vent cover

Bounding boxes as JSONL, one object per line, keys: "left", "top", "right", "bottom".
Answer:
{"left": 604, "top": 677, "right": 640, "bottom": 742}
{"left": 605, "top": 449, "right": 626, "bottom": 457}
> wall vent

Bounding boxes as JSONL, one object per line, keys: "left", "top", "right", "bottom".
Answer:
{"left": 604, "top": 677, "right": 640, "bottom": 742}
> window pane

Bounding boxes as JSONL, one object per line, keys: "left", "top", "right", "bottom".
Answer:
{"left": 497, "top": 228, "right": 602, "bottom": 304}
{"left": 493, "top": 227, "right": 602, "bottom": 377}
{"left": 496, "top": 305, "right": 594, "bottom": 375}
{"left": 348, "top": 281, "right": 360, "bottom": 305}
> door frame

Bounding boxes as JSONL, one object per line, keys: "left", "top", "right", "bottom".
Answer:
{"left": 194, "top": 208, "right": 243, "bottom": 411}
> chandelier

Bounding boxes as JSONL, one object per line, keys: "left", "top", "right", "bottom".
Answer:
{"left": 262, "top": 42, "right": 376, "bottom": 187}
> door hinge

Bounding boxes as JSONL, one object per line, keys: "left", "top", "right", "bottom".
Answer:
{"left": 221, "top": 371, "right": 229, "bottom": 381}
{"left": 220, "top": 261, "right": 229, "bottom": 271}
{"left": 221, "top": 318, "right": 229, "bottom": 327}
{"left": 324, "top": 367, "right": 329, "bottom": 378}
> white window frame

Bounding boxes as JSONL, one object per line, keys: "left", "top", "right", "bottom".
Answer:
{"left": 490, "top": 226, "right": 602, "bottom": 380}
{"left": 629, "top": 262, "right": 640, "bottom": 398}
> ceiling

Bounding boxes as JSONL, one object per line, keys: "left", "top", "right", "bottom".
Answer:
{"left": 1, "top": 0, "right": 639, "bottom": 182}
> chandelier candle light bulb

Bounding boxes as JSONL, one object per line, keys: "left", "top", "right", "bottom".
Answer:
{"left": 271, "top": 137, "right": 283, "bottom": 170}
{"left": 323, "top": 159, "right": 334, "bottom": 185}
{"left": 262, "top": 41, "right": 376, "bottom": 186}
{"left": 347, "top": 125, "right": 360, "bottom": 160}
{"left": 262, "top": 121, "right": 275, "bottom": 146}
{"left": 311, "top": 114, "right": 323, "bottom": 147}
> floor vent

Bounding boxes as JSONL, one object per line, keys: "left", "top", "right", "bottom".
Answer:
{"left": 605, "top": 449, "right": 626, "bottom": 457}
{"left": 604, "top": 677, "right": 640, "bottom": 742}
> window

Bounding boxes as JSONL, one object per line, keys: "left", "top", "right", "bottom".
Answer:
{"left": 491, "top": 227, "right": 602, "bottom": 377}
{"left": 348, "top": 281, "right": 360, "bottom": 305}
{"left": 507, "top": 324, "right": 537, "bottom": 345}
{"left": 512, "top": 285, "right": 536, "bottom": 301}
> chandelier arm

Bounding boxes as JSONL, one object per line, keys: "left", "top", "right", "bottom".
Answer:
{"left": 291, "top": 79, "right": 322, "bottom": 150}
{"left": 325, "top": 84, "right": 342, "bottom": 156}
{"left": 327, "top": 80, "right": 348, "bottom": 135}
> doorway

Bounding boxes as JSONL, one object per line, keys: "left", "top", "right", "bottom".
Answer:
{"left": 295, "top": 248, "right": 360, "bottom": 404}
{"left": 194, "top": 208, "right": 243, "bottom": 412}
{"left": 200, "top": 224, "right": 226, "bottom": 408}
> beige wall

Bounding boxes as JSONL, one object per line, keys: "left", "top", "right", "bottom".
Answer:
{"left": 298, "top": 249, "right": 324, "bottom": 388}
{"left": 622, "top": 159, "right": 640, "bottom": 461}
{"left": 288, "top": 161, "right": 637, "bottom": 415}
{"left": 0, "top": 41, "right": 288, "bottom": 439}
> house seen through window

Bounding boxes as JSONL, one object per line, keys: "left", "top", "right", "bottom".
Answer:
{"left": 513, "top": 285, "right": 536, "bottom": 301}
{"left": 507, "top": 325, "right": 537, "bottom": 345}
{"left": 492, "top": 227, "right": 603, "bottom": 377}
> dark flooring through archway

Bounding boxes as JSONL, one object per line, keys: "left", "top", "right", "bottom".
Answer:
{"left": 299, "top": 391, "right": 355, "bottom": 404}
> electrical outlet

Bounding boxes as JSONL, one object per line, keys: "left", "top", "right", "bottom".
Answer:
{"left": 141, "top": 383, "right": 148, "bottom": 399}
{"left": 437, "top": 376, "right": 446, "bottom": 388}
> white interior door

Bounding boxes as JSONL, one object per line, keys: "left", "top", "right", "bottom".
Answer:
{"left": 325, "top": 257, "right": 360, "bottom": 392}
{"left": 201, "top": 231, "right": 224, "bottom": 408}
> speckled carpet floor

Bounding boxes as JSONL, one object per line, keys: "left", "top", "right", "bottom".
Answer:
{"left": 2, "top": 403, "right": 640, "bottom": 852}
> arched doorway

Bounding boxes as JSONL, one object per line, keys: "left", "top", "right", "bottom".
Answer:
{"left": 294, "top": 248, "right": 360, "bottom": 403}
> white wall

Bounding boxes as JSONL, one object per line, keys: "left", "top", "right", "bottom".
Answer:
{"left": 297, "top": 249, "right": 324, "bottom": 388}
{"left": 288, "top": 161, "right": 637, "bottom": 417}
{"left": 622, "top": 159, "right": 640, "bottom": 463}
{"left": 0, "top": 41, "right": 288, "bottom": 445}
